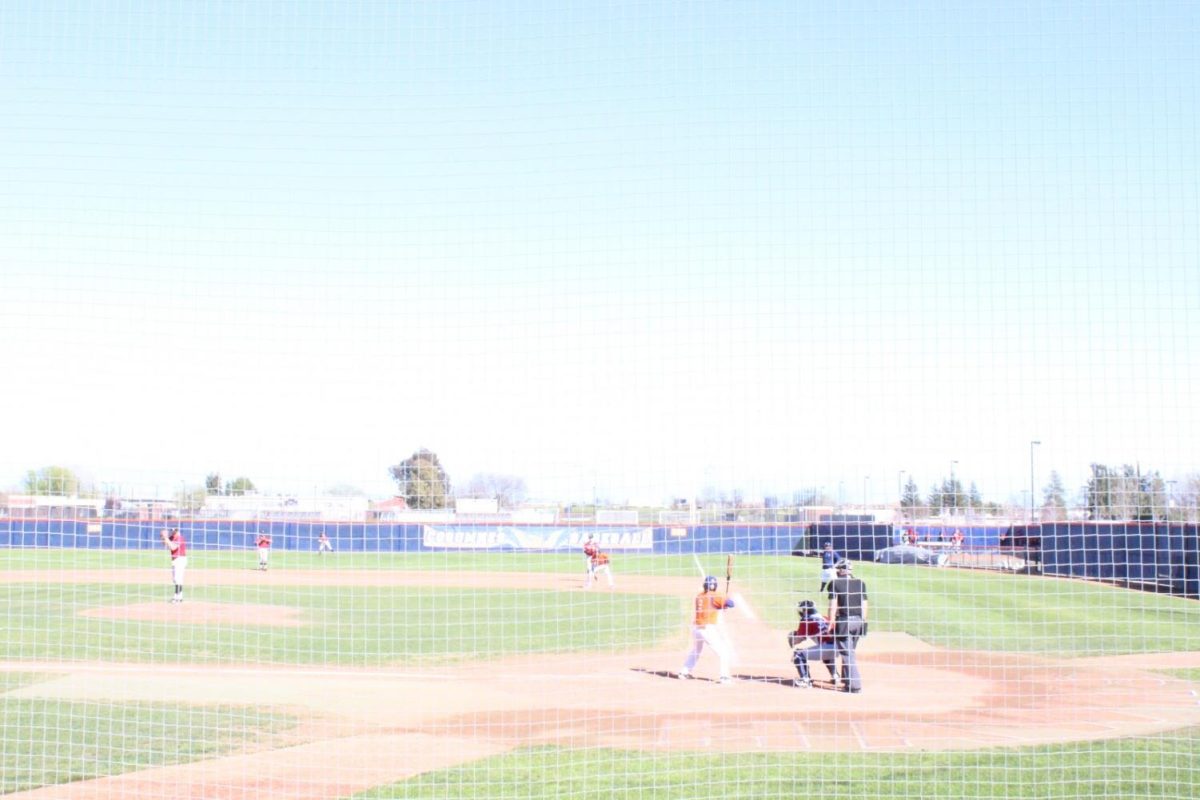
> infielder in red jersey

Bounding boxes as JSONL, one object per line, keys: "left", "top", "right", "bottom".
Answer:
{"left": 256, "top": 532, "right": 271, "bottom": 571}
{"left": 161, "top": 528, "right": 187, "bottom": 603}
{"left": 678, "top": 576, "right": 736, "bottom": 684}
{"left": 587, "top": 550, "right": 614, "bottom": 588}
{"left": 582, "top": 535, "right": 599, "bottom": 586}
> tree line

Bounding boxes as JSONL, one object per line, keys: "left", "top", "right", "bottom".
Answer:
{"left": 892, "top": 464, "right": 1193, "bottom": 521}
{"left": 15, "top": 458, "right": 1200, "bottom": 521}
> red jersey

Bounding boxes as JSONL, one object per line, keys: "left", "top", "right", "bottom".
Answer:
{"left": 583, "top": 541, "right": 599, "bottom": 558}
{"left": 256, "top": 534, "right": 271, "bottom": 548}
{"left": 792, "top": 616, "right": 833, "bottom": 644}
{"left": 692, "top": 592, "right": 731, "bottom": 626}
{"left": 168, "top": 532, "right": 186, "bottom": 559}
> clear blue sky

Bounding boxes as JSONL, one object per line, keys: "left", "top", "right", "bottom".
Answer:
{"left": 1, "top": 2, "right": 1197, "bottom": 506}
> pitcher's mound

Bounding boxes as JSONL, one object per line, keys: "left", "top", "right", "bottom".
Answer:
{"left": 80, "top": 601, "right": 306, "bottom": 626}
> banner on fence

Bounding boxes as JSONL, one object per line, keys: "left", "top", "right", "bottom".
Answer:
{"left": 421, "top": 525, "right": 654, "bottom": 550}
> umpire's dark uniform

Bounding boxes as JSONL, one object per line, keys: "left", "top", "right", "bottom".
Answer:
{"left": 827, "top": 559, "right": 868, "bottom": 693}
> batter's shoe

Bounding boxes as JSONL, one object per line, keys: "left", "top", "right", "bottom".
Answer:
{"left": 793, "top": 678, "right": 812, "bottom": 688}
{"left": 677, "top": 670, "right": 692, "bottom": 680}
{"left": 718, "top": 676, "right": 733, "bottom": 686}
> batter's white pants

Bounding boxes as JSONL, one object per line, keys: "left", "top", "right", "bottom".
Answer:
{"left": 682, "top": 624, "right": 731, "bottom": 679}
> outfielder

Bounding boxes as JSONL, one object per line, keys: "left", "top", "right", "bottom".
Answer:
{"left": 317, "top": 530, "right": 334, "bottom": 554}
{"left": 678, "top": 575, "right": 736, "bottom": 685}
{"left": 788, "top": 600, "right": 837, "bottom": 688}
{"left": 819, "top": 541, "right": 841, "bottom": 593}
{"left": 256, "top": 531, "right": 271, "bottom": 571}
{"left": 161, "top": 527, "right": 187, "bottom": 603}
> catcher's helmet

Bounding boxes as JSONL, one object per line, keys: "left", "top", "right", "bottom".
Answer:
{"left": 797, "top": 599, "right": 816, "bottom": 616}
{"left": 703, "top": 575, "right": 719, "bottom": 592}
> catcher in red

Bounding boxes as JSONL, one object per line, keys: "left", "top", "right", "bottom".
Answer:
{"left": 788, "top": 600, "right": 837, "bottom": 688}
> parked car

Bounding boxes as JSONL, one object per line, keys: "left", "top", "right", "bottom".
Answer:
{"left": 874, "top": 544, "right": 947, "bottom": 566}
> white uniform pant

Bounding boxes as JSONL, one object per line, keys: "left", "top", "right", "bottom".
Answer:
{"left": 258, "top": 547, "right": 270, "bottom": 567}
{"left": 683, "top": 623, "right": 732, "bottom": 679}
{"left": 171, "top": 556, "right": 187, "bottom": 595}
{"left": 586, "top": 564, "right": 613, "bottom": 587}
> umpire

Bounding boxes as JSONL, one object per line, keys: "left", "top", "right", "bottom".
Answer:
{"left": 826, "top": 558, "right": 868, "bottom": 693}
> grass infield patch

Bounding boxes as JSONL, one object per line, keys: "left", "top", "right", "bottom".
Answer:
{"left": 351, "top": 732, "right": 1200, "bottom": 800}
{"left": 0, "top": 583, "right": 683, "bottom": 666}
{"left": 0, "top": 698, "right": 298, "bottom": 794}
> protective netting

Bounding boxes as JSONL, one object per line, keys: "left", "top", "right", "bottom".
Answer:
{"left": 1, "top": 2, "right": 1198, "bottom": 798}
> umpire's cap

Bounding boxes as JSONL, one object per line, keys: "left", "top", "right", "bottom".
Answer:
{"left": 835, "top": 558, "right": 852, "bottom": 572}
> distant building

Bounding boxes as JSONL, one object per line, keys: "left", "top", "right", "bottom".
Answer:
{"left": 2, "top": 494, "right": 104, "bottom": 519}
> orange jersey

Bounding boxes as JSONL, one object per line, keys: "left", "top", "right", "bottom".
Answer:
{"left": 692, "top": 591, "right": 730, "bottom": 626}
{"left": 593, "top": 552, "right": 610, "bottom": 566}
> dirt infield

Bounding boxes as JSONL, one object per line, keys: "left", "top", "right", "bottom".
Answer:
{"left": 4, "top": 568, "right": 1200, "bottom": 799}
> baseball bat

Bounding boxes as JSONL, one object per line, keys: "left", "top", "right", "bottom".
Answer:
{"left": 725, "top": 554, "right": 733, "bottom": 593}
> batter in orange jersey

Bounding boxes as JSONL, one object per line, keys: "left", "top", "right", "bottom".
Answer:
{"left": 678, "top": 575, "right": 736, "bottom": 684}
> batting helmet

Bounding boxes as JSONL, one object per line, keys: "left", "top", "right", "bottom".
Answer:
{"left": 703, "top": 575, "right": 719, "bottom": 592}
{"left": 797, "top": 599, "right": 816, "bottom": 616}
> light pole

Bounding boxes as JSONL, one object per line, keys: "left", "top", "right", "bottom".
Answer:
{"left": 950, "top": 460, "right": 958, "bottom": 518}
{"left": 1029, "top": 441, "right": 1040, "bottom": 523}
{"left": 863, "top": 475, "right": 870, "bottom": 512}
{"left": 1166, "top": 480, "right": 1177, "bottom": 522}
{"left": 1028, "top": 441, "right": 1041, "bottom": 572}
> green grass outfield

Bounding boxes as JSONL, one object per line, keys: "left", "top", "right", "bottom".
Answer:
{"left": 2, "top": 550, "right": 1197, "bottom": 659}
{"left": 3, "top": 550, "right": 1200, "bottom": 798}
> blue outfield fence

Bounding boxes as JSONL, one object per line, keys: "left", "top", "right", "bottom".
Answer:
{"left": 2, "top": 518, "right": 1196, "bottom": 598}
{"left": 0, "top": 519, "right": 805, "bottom": 555}
{"left": 1038, "top": 522, "right": 1200, "bottom": 599}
